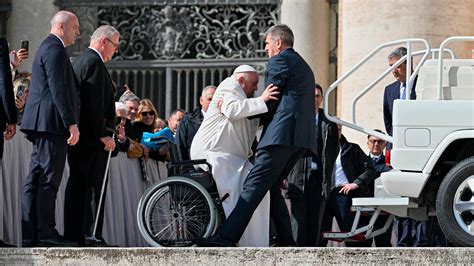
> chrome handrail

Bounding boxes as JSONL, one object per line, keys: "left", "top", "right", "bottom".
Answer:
{"left": 324, "top": 38, "right": 431, "bottom": 143}
{"left": 437, "top": 36, "right": 474, "bottom": 100}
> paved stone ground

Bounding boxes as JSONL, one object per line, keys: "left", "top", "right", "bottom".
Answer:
{"left": 0, "top": 247, "right": 473, "bottom": 265}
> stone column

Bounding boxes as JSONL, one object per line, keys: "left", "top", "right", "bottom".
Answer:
{"left": 281, "top": 0, "right": 331, "bottom": 89}
{"left": 337, "top": 0, "right": 474, "bottom": 146}
{"left": 7, "top": 0, "right": 58, "bottom": 72}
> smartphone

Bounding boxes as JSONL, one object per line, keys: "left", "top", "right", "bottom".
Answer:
{"left": 20, "top": 40, "right": 29, "bottom": 51}
{"left": 16, "top": 85, "right": 25, "bottom": 98}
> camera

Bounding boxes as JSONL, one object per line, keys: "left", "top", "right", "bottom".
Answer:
{"left": 16, "top": 85, "right": 25, "bottom": 98}
{"left": 20, "top": 40, "right": 29, "bottom": 51}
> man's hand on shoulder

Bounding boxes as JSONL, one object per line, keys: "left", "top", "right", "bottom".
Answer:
{"left": 260, "top": 83, "right": 279, "bottom": 102}
{"left": 67, "top": 124, "right": 80, "bottom": 145}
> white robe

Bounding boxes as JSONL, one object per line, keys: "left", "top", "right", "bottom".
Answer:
{"left": 190, "top": 76, "right": 270, "bottom": 247}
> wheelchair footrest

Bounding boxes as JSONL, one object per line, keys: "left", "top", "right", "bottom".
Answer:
{"left": 322, "top": 231, "right": 367, "bottom": 242}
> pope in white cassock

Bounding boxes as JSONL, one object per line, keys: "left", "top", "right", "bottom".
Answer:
{"left": 190, "top": 65, "right": 279, "bottom": 247}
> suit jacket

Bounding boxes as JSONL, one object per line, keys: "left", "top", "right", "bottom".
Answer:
{"left": 257, "top": 48, "right": 315, "bottom": 150}
{"left": 72, "top": 48, "right": 115, "bottom": 147}
{"left": 286, "top": 108, "right": 338, "bottom": 199}
{"left": 21, "top": 34, "right": 79, "bottom": 136}
{"left": 371, "top": 154, "right": 391, "bottom": 176}
{"left": 338, "top": 135, "right": 376, "bottom": 197}
{"left": 0, "top": 37, "right": 16, "bottom": 132}
{"left": 383, "top": 79, "right": 417, "bottom": 136}
{"left": 176, "top": 107, "right": 204, "bottom": 161}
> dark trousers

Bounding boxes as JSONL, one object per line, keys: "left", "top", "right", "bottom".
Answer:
{"left": 270, "top": 182, "right": 295, "bottom": 246}
{"left": 319, "top": 188, "right": 371, "bottom": 247}
{"left": 22, "top": 133, "right": 68, "bottom": 241}
{"left": 64, "top": 143, "right": 108, "bottom": 243}
{"left": 218, "top": 145, "right": 307, "bottom": 243}
{"left": 397, "top": 217, "right": 427, "bottom": 247}
{"left": 289, "top": 169, "right": 323, "bottom": 246}
{"left": 372, "top": 214, "right": 392, "bottom": 247}
{"left": 397, "top": 216, "right": 446, "bottom": 247}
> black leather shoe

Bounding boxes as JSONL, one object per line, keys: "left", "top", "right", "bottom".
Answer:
{"left": 0, "top": 240, "right": 16, "bottom": 247}
{"left": 37, "top": 235, "right": 78, "bottom": 247}
{"left": 22, "top": 239, "right": 37, "bottom": 247}
{"left": 193, "top": 234, "right": 236, "bottom": 247}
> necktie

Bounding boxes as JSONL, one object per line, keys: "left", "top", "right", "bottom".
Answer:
{"left": 400, "top": 83, "right": 406, "bottom": 100}
{"left": 372, "top": 157, "right": 378, "bottom": 164}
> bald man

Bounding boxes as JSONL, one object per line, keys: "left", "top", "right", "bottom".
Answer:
{"left": 21, "top": 10, "right": 80, "bottom": 247}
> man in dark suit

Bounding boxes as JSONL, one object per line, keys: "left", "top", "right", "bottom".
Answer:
{"left": 367, "top": 130, "right": 392, "bottom": 246}
{"left": 286, "top": 84, "right": 339, "bottom": 246}
{"left": 383, "top": 47, "right": 429, "bottom": 247}
{"left": 64, "top": 25, "right": 119, "bottom": 246}
{"left": 20, "top": 11, "right": 80, "bottom": 247}
{"left": 176, "top": 85, "right": 215, "bottom": 161}
{"left": 383, "top": 47, "right": 416, "bottom": 140}
{"left": 318, "top": 126, "right": 376, "bottom": 247}
{"left": 195, "top": 24, "right": 315, "bottom": 247}
{"left": 0, "top": 37, "right": 17, "bottom": 247}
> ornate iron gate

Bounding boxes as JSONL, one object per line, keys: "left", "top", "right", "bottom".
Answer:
{"left": 60, "top": 0, "right": 280, "bottom": 117}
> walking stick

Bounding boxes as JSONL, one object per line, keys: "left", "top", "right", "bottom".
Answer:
{"left": 90, "top": 133, "right": 114, "bottom": 242}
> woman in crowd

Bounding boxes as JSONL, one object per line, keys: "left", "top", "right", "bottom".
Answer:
{"left": 132, "top": 99, "right": 168, "bottom": 161}
{"left": 13, "top": 74, "right": 31, "bottom": 125}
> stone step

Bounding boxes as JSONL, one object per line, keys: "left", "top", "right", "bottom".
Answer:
{"left": 0, "top": 247, "right": 472, "bottom": 265}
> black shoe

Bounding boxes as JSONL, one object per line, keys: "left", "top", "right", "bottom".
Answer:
{"left": 37, "top": 235, "right": 78, "bottom": 247}
{"left": 22, "top": 239, "right": 37, "bottom": 247}
{"left": 0, "top": 240, "right": 16, "bottom": 247}
{"left": 193, "top": 234, "right": 236, "bottom": 247}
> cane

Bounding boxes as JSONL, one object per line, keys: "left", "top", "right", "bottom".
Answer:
{"left": 90, "top": 133, "right": 114, "bottom": 242}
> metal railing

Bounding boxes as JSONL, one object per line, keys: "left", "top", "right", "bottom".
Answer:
{"left": 437, "top": 36, "right": 474, "bottom": 100}
{"left": 107, "top": 59, "right": 266, "bottom": 117}
{"left": 324, "top": 38, "right": 431, "bottom": 143}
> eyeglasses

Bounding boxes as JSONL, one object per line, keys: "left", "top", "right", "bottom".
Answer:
{"left": 368, "top": 139, "right": 386, "bottom": 144}
{"left": 141, "top": 111, "right": 155, "bottom": 117}
{"left": 315, "top": 94, "right": 323, "bottom": 98}
{"left": 106, "top": 38, "right": 119, "bottom": 50}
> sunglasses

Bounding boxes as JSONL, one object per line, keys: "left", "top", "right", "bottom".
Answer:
{"left": 141, "top": 111, "right": 155, "bottom": 117}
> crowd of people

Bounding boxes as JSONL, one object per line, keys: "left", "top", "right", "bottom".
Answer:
{"left": 0, "top": 10, "right": 448, "bottom": 248}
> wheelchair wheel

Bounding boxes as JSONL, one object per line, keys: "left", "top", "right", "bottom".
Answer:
{"left": 137, "top": 176, "right": 217, "bottom": 247}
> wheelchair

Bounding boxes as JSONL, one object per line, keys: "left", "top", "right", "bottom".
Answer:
{"left": 137, "top": 137, "right": 226, "bottom": 247}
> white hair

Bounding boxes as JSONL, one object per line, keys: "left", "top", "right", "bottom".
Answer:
{"left": 90, "top": 25, "right": 119, "bottom": 42}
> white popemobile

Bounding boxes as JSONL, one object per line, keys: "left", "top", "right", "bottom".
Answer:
{"left": 323, "top": 36, "right": 474, "bottom": 247}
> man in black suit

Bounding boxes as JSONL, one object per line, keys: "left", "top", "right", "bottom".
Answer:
{"left": 318, "top": 126, "right": 376, "bottom": 247}
{"left": 64, "top": 25, "right": 119, "bottom": 246}
{"left": 367, "top": 130, "right": 392, "bottom": 246}
{"left": 383, "top": 47, "right": 429, "bottom": 247}
{"left": 286, "top": 84, "right": 338, "bottom": 246}
{"left": 383, "top": 47, "right": 416, "bottom": 140}
{"left": 195, "top": 24, "right": 315, "bottom": 247}
{"left": 176, "top": 85, "right": 215, "bottom": 161}
{"left": 20, "top": 11, "right": 80, "bottom": 247}
{"left": 0, "top": 37, "right": 17, "bottom": 247}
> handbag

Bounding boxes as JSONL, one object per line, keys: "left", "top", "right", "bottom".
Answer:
{"left": 127, "top": 139, "right": 144, "bottom": 158}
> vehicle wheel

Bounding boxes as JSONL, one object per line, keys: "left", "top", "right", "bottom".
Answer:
{"left": 436, "top": 156, "right": 474, "bottom": 246}
{"left": 137, "top": 176, "right": 217, "bottom": 247}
